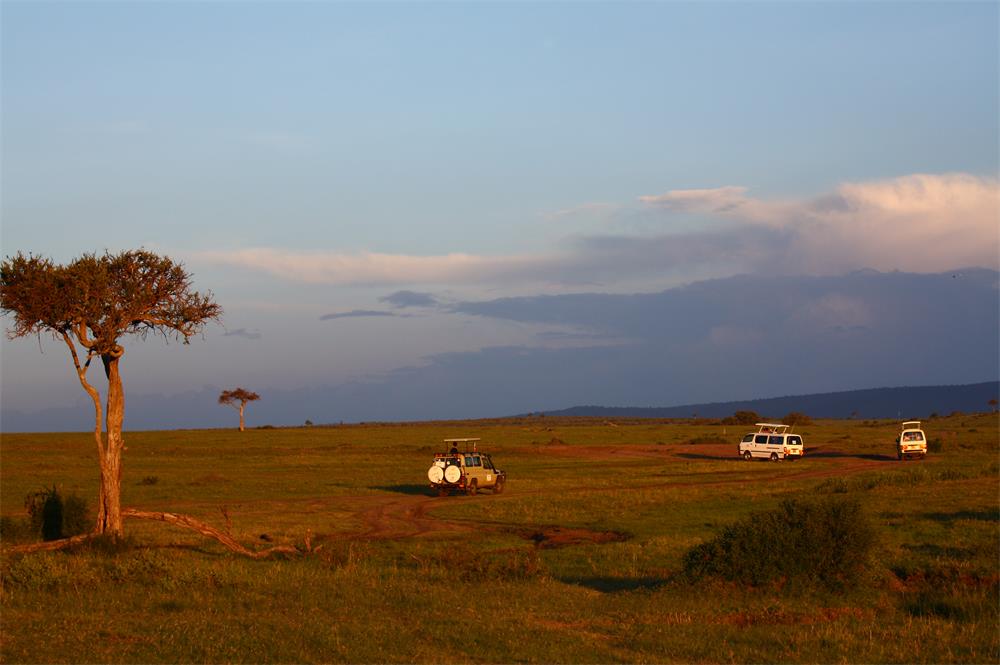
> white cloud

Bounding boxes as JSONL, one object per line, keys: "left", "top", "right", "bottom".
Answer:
{"left": 197, "top": 173, "right": 998, "bottom": 289}
{"left": 195, "top": 248, "right": 562, "bottom": 286}
{"left": 640, "top": 173, "right": 1000, "bottom": 273}
{"left": 638, "top": 186, "right": 749, "bottom": 213}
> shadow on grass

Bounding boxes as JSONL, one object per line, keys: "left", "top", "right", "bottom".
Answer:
{"left": 675, "top": 452, "right": 735, "bottom": 461}
{"left": 371, "top": 484, "right": 433, "bottom": 496}
{"left": 799, "top": 449, "right": 897, "bottom": 462}
{"left": 902, "top": 543, "right": 975, "bottom": 560}
{"left": 919, "top": 509, "right": 999, "bottom": 523}
{"left": 559, "top": 575, "right": 667, "bottom": 593}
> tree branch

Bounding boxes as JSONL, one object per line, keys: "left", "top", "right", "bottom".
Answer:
{"left": 122, "top": 509, "right": 303, "bottom": 559}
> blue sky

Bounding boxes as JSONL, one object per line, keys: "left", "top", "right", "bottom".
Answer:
{"left": 2, "top": 2, "right": 998, "bottom": 427}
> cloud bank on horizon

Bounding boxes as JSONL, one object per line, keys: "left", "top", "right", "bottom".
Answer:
{"left": 196, "top": 173, "right": 999, "bottom": 290}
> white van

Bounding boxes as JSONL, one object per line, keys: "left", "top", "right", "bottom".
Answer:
{"left": 895, "top": 421, "right": 927, "bottom": 460}
{"left": 738, "top": 423, "right": 804, "bottom": 461}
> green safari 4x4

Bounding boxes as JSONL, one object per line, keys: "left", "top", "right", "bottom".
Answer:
{"left": 426, "top": 438, "right": 506, "bottom": 496}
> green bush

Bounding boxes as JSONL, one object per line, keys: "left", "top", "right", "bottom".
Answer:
{"left": 721, "top": 410, "right": 761, "bottom": 426}
{"left": 927, "top": 437, "right": 943, "bottom": 453}
{"left": 781, "top": 412, "right": 813, "bottom": 426}
{"left": 682, "top": 497, "right": 874, "bottom": 590}
{"left": 24, "top": 487, "right": 91, "bottom": 541}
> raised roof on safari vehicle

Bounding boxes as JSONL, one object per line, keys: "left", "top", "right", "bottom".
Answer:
{"left": 755, "top": 423, "right": 789, "bottom": 433}
{"left": 901, "top": 421, "right": 921, "bottom": 430}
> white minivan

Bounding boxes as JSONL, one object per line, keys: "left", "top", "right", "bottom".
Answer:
{"left": 895, "top": 421, "right": 927, "bottom": 460}
{"left": 738, "top": 423, "right": 804, "bottom": 461}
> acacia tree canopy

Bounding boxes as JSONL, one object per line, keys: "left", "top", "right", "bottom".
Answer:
{"left": 219, "top": 388, "right": 261, "bottom": 406}
{"left": 0, "top": 249, "right": 221, "bottom": 536}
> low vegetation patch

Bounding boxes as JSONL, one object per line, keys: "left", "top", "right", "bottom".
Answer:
{"left": 1, "top": 487, "right": 92, "bottom": 543}
{"left": 682, "top": 497, "right": 874, "bottom": 590}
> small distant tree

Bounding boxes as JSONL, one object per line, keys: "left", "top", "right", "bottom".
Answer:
{"left": 219, "top": 388, "right": 260, "bottom": 432}
{"left": 989, "top": 398, "right": 998, "bottom": 413}
{"left": 782, "top": 412, "right": 813, "bottom": 427}
{"left": 1, "top": 250, "right": 220, "bottom": 537}
{"left": 721, "top": 410, "right": 760, "bottom": 426}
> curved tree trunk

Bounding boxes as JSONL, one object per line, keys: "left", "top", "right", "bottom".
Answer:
{"left": 239, "top": 403, "right": 245, "bottom": 432}
{"left": 60, "top": 332, "right": 109, "bottom": 533}
{"left": 99, "top": 350, "right": 126, "bottom": 537}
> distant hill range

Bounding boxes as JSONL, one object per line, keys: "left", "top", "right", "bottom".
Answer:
{"left": 535, "top": 382, "right": 999, "bottom": 420}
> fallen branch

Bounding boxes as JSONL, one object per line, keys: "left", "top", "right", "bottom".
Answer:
{"left": 4, "top": 532, "right": 96, "bottom": 554}
{"left": 3, "top": 510, "right": 306, "bottom": 559}
{"left": 123, "top": 509, "right": 301, "bottom": 559}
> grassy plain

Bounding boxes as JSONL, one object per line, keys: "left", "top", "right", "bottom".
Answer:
{"left": 1, "top": 414, "right": 998, "bottom": 663}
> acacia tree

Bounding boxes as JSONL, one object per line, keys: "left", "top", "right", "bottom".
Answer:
{"left": 0, "top": 250, "right": 221, "bottom": 537}
{"left": 219, "top": 388, "right": 260, "bottom": 432}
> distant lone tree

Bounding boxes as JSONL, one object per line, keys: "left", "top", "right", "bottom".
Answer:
{"left": 219, "top": 388, "right": 260, "bottom": 432}
{"left": 0, "top": 251, "right": 220, "bottom": 537}
{"left": 782, "top": 412, "right": 813, "bottom": 426}
{"left": 989, "top": 398, "right": 998, "bottom": 413}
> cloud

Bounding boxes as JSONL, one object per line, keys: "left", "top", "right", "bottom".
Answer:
{"left": 639, "top": 173, "right": 1000, "bottom": 274}
{"left": 223, "top": 328, "right": 262, "bottom": 340}
{"left": 320, "top": 310, "right": 399, "bottom": 321}
{"left": 198, "top": 248, "right": 563, "bottom": 287}
{"left": 197, "top": 173, "right": 998, "bottom": 290}
{"left": 379, "top": 290, "right": 439, "bottom": 308}
{"left": 543, "top": 202, "right": 618, "bottom": 222}
{"left": 638, "top": 186, "right": 749, "bottom": 213}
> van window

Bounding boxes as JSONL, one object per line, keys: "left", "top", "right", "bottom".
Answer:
{"left": 742, "top": 434, "right": 754, "bottom": 443}
{"left": 754, "top": 435, "right": 768, "bottom": 444}
{"left": 787, "top": 436, "right": 801, "bottom": 446}
{"left": 768, "top": 436, "right": 783, "bottom": 445}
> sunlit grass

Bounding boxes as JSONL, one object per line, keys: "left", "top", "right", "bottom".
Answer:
{"left": 2, "top": 413, "right": 998, "bottom": 662}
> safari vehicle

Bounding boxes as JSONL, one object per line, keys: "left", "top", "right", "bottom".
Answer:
{"left": 427, "top": 438, "right": 506, "bottom": 496}
{"left": 738, "top": 423, "right": 804, "bottom": 461}
{"left": 895, "top": 421, "right": 927, "bottom": 460}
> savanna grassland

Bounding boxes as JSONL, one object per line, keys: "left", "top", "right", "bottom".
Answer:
{"left": 1, "top": 414, "right": 998, "bottom": 663}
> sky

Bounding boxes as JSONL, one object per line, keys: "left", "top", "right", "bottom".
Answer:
{"left": 1, "top": 1, "right": 998, "bottom": 429}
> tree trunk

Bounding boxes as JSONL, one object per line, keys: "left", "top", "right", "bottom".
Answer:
{"left": 99, "top": 349, "right": 126, "bottom": 537}
{"left": 239, "top": 403, "right": 246, "bottom": 432}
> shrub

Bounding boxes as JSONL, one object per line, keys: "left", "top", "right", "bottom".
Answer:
{"left": 139, "top": 476, "right": 159, "bottom": 486}
{"left": 24, "top": 487, "right": 91, "bottom": 541}
{"left": 781, "top": 412, "right": 813, "bottom": 426}
{"left": 682, "top": 496, "right": 874, "bottom": 590}
{"left": 927, "top": 438, "right": 943, "bottom": 453}
{"left": 721, "top": 410, "right": 760, "bottom": 426}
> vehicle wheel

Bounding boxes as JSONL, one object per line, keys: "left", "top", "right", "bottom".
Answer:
{"left": 493, "top": 478, "right": 505, "bottom": 494}
{"left": 743, "top": 451, "right": 752, "bottom": 461}
{"left": 770, "top": 452, "right": 778, "bottom": 462}
{"left": 467, "top": 480, "right": 478, "bottom": 496}
{"left": 437, "top": 487, "right": 448, "bottom": 497}
{"left": 897, "top": 451, "right": 902, "bottom": 461}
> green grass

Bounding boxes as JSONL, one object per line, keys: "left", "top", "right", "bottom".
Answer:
{"left": 2, "top": 413, "right": 998, "bottom": 663}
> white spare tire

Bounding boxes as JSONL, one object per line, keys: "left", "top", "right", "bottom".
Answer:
{"left": 444, "top": 465, "right": 462, "bottom": 484}
{"left": 427, "top": 466, "right": 444, "bottom": 483}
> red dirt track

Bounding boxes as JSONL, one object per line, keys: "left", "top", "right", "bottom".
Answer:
{"left": 321, "top": 443, "right": 903, "bottom": 547}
